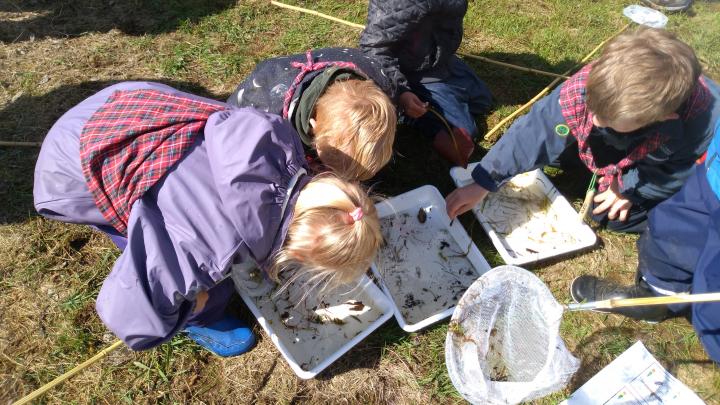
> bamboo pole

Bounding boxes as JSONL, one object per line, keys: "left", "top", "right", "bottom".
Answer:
{"left": 483, "top": 23, "right": 631, "bottom": 141}
{"left": 12, "top": 340, "right": 124, "bottom": 405}
{"left": 0, "top": 141, "right": 42, "bottom": 147}
{"left": 566, "top": 292, "right": 720, "bottom": 312}
{"left": 269, "top": 0, "right": 566, "bottom": 79}
{"left": 458, "top": 53, "right": 569, "bottom": 79}
{"left": 270, "top": 1, "right": 365, "bottom": 29}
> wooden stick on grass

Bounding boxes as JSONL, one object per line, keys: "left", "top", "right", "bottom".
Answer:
{"left": 270, "top": 1, "right": 366, "bottom": 29}
{"left": 483, "top": 23, "right": 632, "bottom": 142}
{"left": 12, "top": 340, "right": 124, "bottom": 405}
{"left": 270, "top": 0, "right": 568, "bottom": 80}
{"left": 0, "top": 141, "right": 42, "bottom": 147}
{"left": 458, "top": 53, "right": 570, "bottom": 79}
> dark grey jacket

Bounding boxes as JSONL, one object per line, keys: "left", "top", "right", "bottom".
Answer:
{"left": 227, "top": 47, "right": 396, "bottom": 116}
{"left": 359, "top": 0, "right": 467, "bottom": 93}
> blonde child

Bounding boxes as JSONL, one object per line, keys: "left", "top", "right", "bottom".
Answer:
{"left": 447, "top": 28, "right": 720, "bottom": 233}
{"left": 33, "top": 82, "right": 383, "bottom": 356}
{"left": 228, "top": 47, "right": 397, "bottom": 181}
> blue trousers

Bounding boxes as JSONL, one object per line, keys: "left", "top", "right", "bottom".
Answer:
{"left": 405, "top": 56, "right": 493, "bottom": 139}
{"left": 638, "top": 164, "right": 720, "bottom": 363}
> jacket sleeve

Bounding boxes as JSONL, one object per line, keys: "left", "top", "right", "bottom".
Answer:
{"left": 204, "top": 108, "right": 308, "bottom": 266}
{"left": 359, "top": 0, "right": 425, "bottom": 94}
{"left": 619, "top": 119, "right": 706, "bottom": 204}
{"left": 95, "top": 201, "right": 206, "bottom": 351}
{"left": 226, "top": 58, "right": 285, "bottom": 112}
{"left": 472, "top": 86, "right": 570, "bottom": 191}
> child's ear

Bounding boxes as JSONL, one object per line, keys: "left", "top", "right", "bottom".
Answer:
{"left": 309, "top": 118, "right": 317, "bottom": 129}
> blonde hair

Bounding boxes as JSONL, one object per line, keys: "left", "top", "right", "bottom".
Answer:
{"left": 269, "top": 174, "right": 382, "bottom": 293}
{"left": 587, "top": 27, "right": 701, "bottom": 127}
{"left": 313, "top": 79, "right": 397, "bottom": 181}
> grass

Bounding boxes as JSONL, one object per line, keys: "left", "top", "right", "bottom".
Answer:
{"left": 1, "top": 0, "right": 720, "bottom": 403}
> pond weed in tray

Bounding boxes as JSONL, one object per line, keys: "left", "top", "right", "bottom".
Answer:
{"left": 372, "top": 185, "right": 491, "bottom": 332}
{"left": 450, "top": 165, "right": 597, "bottom": 266}
{"left": 233, "top": 269, "right": 393, "bottom": 379}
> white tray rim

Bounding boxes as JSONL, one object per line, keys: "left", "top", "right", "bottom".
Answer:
{"left": 372, "top": 185, "right": 491, "bottom": 332}
{"left": 237, "top": 275, "right": 394, "bottom": 379}
{"left": 449, "top": 164, "right": 598, "bottom": 266}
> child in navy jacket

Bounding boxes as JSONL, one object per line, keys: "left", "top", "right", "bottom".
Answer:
{"left": 360, "top": 0, "right": 493, "bottom": 168}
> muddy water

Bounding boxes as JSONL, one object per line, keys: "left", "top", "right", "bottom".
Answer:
{"left": 376, "top": 207, "right": 480, "bottom": 326}
{"left": 248, "top": 281, "right": 387, "bottom": 371}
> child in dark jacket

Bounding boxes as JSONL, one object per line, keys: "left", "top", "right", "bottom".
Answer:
{"left": 228, "top": 47, "right": 396, "bottom": 181}
{"left": 571, "top": 121, "right": 720, "bottom": 364}
{"left": 359, "top": 0, "right": 493, "bottom": 168}
{"left": 447, "top": 28, "right": 720, "bottom": 233}
{"left": 34, "top": 82, "right": 384, "bottom": 356}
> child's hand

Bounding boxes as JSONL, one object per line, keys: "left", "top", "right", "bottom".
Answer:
{"left": 194, "top": 290, "right": 209, "bottom": 314}
{"left": 446, "top": 183, "right": 489, "bottom": 219}
{"left": 399, "top": 91, "right": 428, "bottom": 118}
{"left": 592, "top": 180, "right": 633, "bottom": 221}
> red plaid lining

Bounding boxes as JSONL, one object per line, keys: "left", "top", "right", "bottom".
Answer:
{"left": 559, "top": 65, "right": 665, "bottom": 192}
{"left": 80, "top": 89, "right": 225, "bottom": 235}
{"left": 559, "top": 66, "right": 712, "bottom": 192}
{"left": 681, "top": 76, "right": 711, "bottom": 121}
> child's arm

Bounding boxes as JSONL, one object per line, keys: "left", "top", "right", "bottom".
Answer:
{"left": 447, "top": 86, "right": 571, "bottom": 218}
{"left": 95, "top": 203, "right": 217, "bottom": 350}
{"left": 619, "top": 118, "right": 707, "bottom": 204}
{"left": 226, "top": 56, "right": 294, "bottom": 113}
{"left": 359, "top": 0, "right": 424, "bottom": 97}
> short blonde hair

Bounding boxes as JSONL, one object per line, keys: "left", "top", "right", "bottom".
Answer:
{"left": 587, "top": 27, "right": 701, "bottom": 127}
{"left": 313, "top": 79, "right": 396, "bottom": 181}
{"left": 269, "top": 174, "right": 382, "bottom": 292}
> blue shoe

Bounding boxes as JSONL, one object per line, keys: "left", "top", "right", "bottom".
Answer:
{"left": 185, "top": 316, "right": 256, "bottom": 357}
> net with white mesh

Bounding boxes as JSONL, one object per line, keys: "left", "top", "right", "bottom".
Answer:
{"left": 445, "top": 265, "right": 579, "bottom": 404}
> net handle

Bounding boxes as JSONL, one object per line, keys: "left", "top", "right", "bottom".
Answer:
{"left": 566, "top": 292, "right": 720, "bottom": 311}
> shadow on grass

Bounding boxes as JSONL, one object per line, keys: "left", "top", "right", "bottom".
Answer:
{"left": 463, "top": 51, "right": 580, "bottom": 111}
{"left": 0, "top": 78, "right": 220, "bottom": 224}
{"left": 568, "top": 326, "right": 638, "bottom": 391}
{"left": 0, "top": 0, "right": 237, "bottom": 43}
{"left": 317, "top": 320, "right": 449, "bottom": 381}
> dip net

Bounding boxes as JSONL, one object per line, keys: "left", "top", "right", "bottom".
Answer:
{"left": 445, "top": 265, "right": 579, "bottom": 404}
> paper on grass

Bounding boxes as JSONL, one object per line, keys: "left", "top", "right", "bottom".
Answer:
{"left": 562, "top": 341, "right": 704, "bottom": 405}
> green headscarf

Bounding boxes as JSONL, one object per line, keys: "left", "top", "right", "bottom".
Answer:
{"left": 292, "top": 66, "right": 365, "bottom": 146}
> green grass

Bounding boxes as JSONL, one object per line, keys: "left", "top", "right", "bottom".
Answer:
{"left": 1, "top": 0, "right": 720, "bottom": 403}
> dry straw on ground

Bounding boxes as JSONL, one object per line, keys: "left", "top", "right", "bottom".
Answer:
{"left": 1, "top": 0, "right": 719, "bottom": 404}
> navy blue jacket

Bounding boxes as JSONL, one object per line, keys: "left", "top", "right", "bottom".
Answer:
{"left": 359, "top": 0, "right": 467, "bottom": 94}
{"left": 227, "top": 47, "right": 396, "bottom": 118}
{"left": 472, "top": 76, "right": 720, "bottom": 204}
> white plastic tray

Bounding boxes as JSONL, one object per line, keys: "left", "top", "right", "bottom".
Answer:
{"left": 372, "top": 185, "right": 491, "bottom": 332}
{"left": 450, "top": 164, "right": 597, "bottom": 266}
{"left": 235, "top": 274, "right": 393, "bottom": 379}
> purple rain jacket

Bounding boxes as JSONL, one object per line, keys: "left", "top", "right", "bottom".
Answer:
{"left": 34, "top": 82, "right": 310, "bottom": 350}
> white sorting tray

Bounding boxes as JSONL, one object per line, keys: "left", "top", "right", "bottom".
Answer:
{"left": 372, "top": 185, "right": 491, "bottom": 332}
{"left": 235, "top": 274, "right": 394, "bottom": 379}
{"left": 450, "top": 164, "right": 597, "bottom": 266}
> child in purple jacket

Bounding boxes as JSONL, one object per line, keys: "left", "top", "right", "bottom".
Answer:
{"left": 33, "top": 82, "right": 383, "bottom": 356}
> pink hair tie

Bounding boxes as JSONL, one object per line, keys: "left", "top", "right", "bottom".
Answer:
{"left": 349, "top": 207, "right": 364, "bottom": 222}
